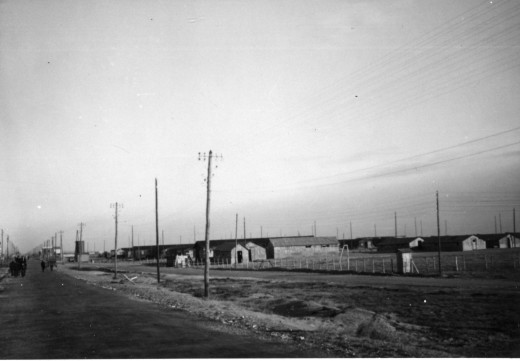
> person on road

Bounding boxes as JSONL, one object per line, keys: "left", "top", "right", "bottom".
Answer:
{"left": 41, "top": 260, "right": 46, "bottom": 272}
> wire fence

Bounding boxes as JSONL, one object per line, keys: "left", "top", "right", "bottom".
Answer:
{"left": 71, "top": 248, "right": 520, "bottom": 276}
{"left": 189, "top": 249, "right": 520, "bottom": 275}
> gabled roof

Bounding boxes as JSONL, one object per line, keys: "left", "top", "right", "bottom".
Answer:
{"left": 422, "top": 235, "right": 480, "bottom": 244}
{"left": 376, "top": 237, "right": 424, "bottom": 246}
{"left": 477, "top": 233, "right": 520, "bottom": 242}
{"left": 194, "top": 239, "right": 236, "bottom": 249}
{"left": 269, "top": 236, "right": 338, "bottom": 247}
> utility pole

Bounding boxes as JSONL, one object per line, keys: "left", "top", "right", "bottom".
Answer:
{"left": 414, "top": 218, "right": 417, "bottom": 237}
{"left": 495, "top": 215, "right": 498, "bottom": 234}
{"left": 436, "top": 191, "right": 442, "bottom": 276}
{"left": 394, "top": 212, "right": 397, "bottom": 238}
{"left": 374, "top": 224, "right": 377, "bottom": 237}
{"left": 514, "top": 208, "right": 516, "bottom": 234}
{"left": 314, "top": 221, "right": 317, "bottom": 236}
{"left": 162, "top": 230, "right": 164, "bottom": 246}
{"left": 243, "top": 217, "right": 246, "bottom": 242}
{"left": 235, "top": 213, "right": 238, "bottom": 269}
{"left": 514, "top": 208, "right": 517, "bottom": 247}
{"left": 420, "top": 220, "right": 423, "bottom": 237}
{"left": 198, "top": 150, "right": 221, "bottom": 298}
{"left": 131, "top": 226, "right": 134, "bottom": 259}
{"left": 155, "top": 178, "right": 160, "bottom": 284}
{"left": 350, "top": 221, "right": 353, "bottom": 239}
{"left": 110, "top": 203, "right": 122, "bottom": 279}
{"left": 78, "top": 223, "right": 85, "bottom": 269}
{"left": 59, "top": 231, "right": 64, "bottom": 262}
{"left": 499, "top": 213, "right": 503, "bottom": 233}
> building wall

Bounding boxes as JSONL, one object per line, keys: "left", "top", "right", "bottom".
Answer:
{"left": 268, "top": 244, "right": 339, "bottom": 259}
{"left": 213, "top": 244, "right": 250, "bottom": 264}
{"left": 245, "top": 242, "right": 267, "bottom": 261}
{"left": 462, "top": 236, "right": 486, "bottom": 251}
{"left": 499, "top": 235, "right": 520, "bottom": 248}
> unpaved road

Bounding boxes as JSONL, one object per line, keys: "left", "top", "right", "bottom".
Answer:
{"left": 0, "top": 260, "right": 324, "bottom": 359}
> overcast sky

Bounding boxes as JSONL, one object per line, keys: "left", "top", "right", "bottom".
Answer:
{"left": 1, "top": 0, "right": 519, "bottom": 254}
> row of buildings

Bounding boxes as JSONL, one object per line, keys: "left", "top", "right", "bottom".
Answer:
{"left": 114, "top": 233, "right": 520, "bottom": 266}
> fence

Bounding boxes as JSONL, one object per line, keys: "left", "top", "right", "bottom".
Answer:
{"left": 87, "top": 249, "right": 520, "bottom": 276}
{"left": 187, "top": 249, "right": 520, "bottom": 276}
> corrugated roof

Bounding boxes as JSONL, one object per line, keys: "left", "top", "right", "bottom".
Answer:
{"left": 269, "top": 236, "right": 338, "bottom": 247}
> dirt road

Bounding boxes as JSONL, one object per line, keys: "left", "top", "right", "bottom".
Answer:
{"left": 0, "top": 260, "right": 324, "bottom": 359}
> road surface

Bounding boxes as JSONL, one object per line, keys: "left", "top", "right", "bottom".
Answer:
{"left": 0, "top": 260, "right": 322, "bottom": 359}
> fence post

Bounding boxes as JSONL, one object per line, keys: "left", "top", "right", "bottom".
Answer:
{"left": 372, "top": 258, "right": 375, "bottom": 273}
{"left": 363, "top": 258, "right": 366, "bottom": 273}
{"left": 463, "top": 255, "right": 466, "bottom": 271}
{"left": 455, "top": 256, "right": 458, "bottom": 272}
{"left": 390, "top": 258, "right": 393, "bottom": 273}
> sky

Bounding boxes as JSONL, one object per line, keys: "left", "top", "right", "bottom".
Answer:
{"left": 1, "top": 0, "right": 519, "bottom": 254}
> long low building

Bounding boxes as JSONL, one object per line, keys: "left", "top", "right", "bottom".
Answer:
{"left": 266, "top": 236, "right": 339, "bottom": 259}
{"left": 421, "top": 235, "right": 486, "bottom": 252}
{"left": 478, "top": 233, "right": 520, "bottom": 249}
{"left": 193, "top": 236, "right": 338, "bottom": 262}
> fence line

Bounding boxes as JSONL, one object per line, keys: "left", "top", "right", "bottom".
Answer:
{"left": 87, "top": 249, "right": 520, "bottom": 276}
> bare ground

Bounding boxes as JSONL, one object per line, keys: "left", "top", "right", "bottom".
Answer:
{"left": 58, "top": 264, "right": 520, "bottom": 358}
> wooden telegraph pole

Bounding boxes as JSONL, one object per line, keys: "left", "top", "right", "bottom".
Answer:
{"left": 155, "top": 178, "right": 160, "bottom": 284}
{"left": 59, "top": 231, "right": 64, "bottom": 262}
{"left": 110, "top": 203, "right": 122, "bottom": 279}
{"left": 235, "top": 213, "right": 238, "bottom": 269}
{"left": 394, "top": 212, "right": 397, "bottom": 238}
{"left": 198, "top": 151, "right": 221, "bottom": 298}
{"left": 436, "top": 191, "right": 442, "bottom": 275}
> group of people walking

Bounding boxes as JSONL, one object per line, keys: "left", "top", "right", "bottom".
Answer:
{"left": 6, "top": 255, "right": 59, "bottom": 277}
{"left": 9, "top": 255, "right": 27, "bottom": 277}
{"left": 40, "top": 259, "right": 57, "bottom": 272}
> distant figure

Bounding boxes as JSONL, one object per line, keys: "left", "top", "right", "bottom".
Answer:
{"left": 21, "top": 256, "right": 27, "bottom": 277}
{"left": 41, "top": 260, "right": 46, "bottom": 272}
{"left": 9, "top": 260, "right": 17, "bottom": 276}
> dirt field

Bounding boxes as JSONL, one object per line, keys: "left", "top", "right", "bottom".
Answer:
{"left": 59, "top": 263, "right": 520, "bottom": 358}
